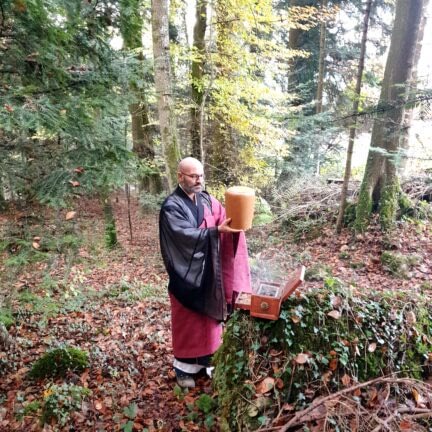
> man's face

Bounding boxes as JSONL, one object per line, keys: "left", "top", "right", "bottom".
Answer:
{"left": 178, "top": 167, "right": 204, "bottom": 195}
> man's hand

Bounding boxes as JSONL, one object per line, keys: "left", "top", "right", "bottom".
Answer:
{"left": 217, "top": 218, "right": 243, "bottom": 233}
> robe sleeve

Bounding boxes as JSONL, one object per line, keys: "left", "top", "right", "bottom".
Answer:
{"left": 211, "top": 197, "right": 252, "bottom": 304}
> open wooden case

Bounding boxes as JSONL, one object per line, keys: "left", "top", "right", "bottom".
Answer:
{"left": 234, "top": 266, "right": 305, "bottom": 320}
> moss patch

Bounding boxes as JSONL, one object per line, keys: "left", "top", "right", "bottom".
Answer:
{"left": 29, "top": 347, "right": 89, "bottom": 379}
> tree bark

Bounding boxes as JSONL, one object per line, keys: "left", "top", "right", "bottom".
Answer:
{"left": 398, "top": 0, "right": 429, "bottom": 173}
{"left": 355, "top": 0, "right": 425, "bottom": 231}
{"left": 315, "top": 0, "right": 327, "bottom": 116}
{"left": 336, "top": 0, "right": 373, "bottom": 233}
{"left": 151, "top": 0, "right": 181, "bottom": 191}
{"left": 190, "top": 0, "right": 207, "bottom": 161}
{"left": 314, "top": 0, "right": 327, "bottom": 176}
{"left": 120, "top": 0, "right": 162, "bottom": 194}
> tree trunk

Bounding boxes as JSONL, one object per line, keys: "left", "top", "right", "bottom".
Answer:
{"left": 120, "top": 0, "right": 162, "bottom": 194}
{"left": 102, "top": 196, "right": 118, "bottom": 249}
{"left": 151, "top": 0, "right": 181, "bottom": 191}
{"left": 130, "top": 99, "right": 162, "bottom": 193}
{"left": 355, "top": 0, "right": 425, "bottom": 232}
{"left": 190, "top": 0, "right": 207, "bottom": 161}
{"left": 314, "top": 0, "right": 327, "bottom": 175}
{"left": 315, "top": 0, "right": 327, "bottom": 116}
{"left": 398, "top": 0, "right": 429, "bottom": 174}
{"left": 336, "top": 0, "right": 373, "bottom": 233}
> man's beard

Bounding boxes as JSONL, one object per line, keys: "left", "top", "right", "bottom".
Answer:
{"left": 182, "top": 183, "right": 203, "bottom": 195}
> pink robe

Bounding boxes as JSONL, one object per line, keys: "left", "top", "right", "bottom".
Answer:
{"left": 170, "top": 196, "right": 251, "bottom": 358}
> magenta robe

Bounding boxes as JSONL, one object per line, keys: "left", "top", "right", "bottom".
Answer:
{"left": 170, "top": 196, "right": 251, "bottom": 358}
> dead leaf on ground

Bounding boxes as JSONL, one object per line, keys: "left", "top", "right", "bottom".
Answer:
{"left": 368, "top": 342, "right": 377, "bottom": 353}
{"left": 327, "top": 310, "right": 341, "bottom": 320}
{"left": 65, "top": 211, "right": 76, "bottom": 220}
{"left": 341, "top": 374, "right": 351, "bottom": 387}
{"left": 256, "top": 377, "right": 275, "bottom": 394}
{"left": 295, "top": 353, "right": 309, "bottom": 365}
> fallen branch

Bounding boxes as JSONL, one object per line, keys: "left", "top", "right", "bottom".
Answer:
{"left": 272, "top": 377, "right": 432, "bottom": 432}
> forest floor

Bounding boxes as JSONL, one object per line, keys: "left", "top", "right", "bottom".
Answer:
{"left": 0, "top": 192, "right": 431, "bottom": 431}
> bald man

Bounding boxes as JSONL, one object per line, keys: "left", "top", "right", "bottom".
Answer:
{"left": 159, "top": 157, "right": 252, "bottom": 388}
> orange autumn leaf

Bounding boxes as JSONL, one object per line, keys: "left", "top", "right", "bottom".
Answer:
{"left": 341, "top": 374, "right": 351, "bottom": 387}
{"left": 256, "top": 377, "right": 275, "bottom": 394}
{"left": 329, "top": 358, "right": 338, "bottom": 371}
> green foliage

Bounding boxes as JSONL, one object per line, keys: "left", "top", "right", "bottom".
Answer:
{"left": 213, "top": 286, "right": 432, "bottom": 430}
{"left": 304, "top": 263, "right": 332, "bottom": 281}
{"left": 286, "top": 218, "right": 325, "bottom": 243}
{"left": 380, "top": 251, "right": 420, "bottom": 278}
{"left": 0, "top": 309, "right": 15, "bottom": 329}
{"left": 104, "top": 219, "right": 118, "bottom": 249}
{"left": 343, "top": 202, "right": 357, "bottom": 227}
{"left": 354, "top": 183, "right": 373, "bottom": 232}
{"left": 139, "top": 192, "right": 166, "bottom": 213}
{"left": 253, "top": 197, "right": 273, "bottom": 227}
{"left": 380, "top": 181, "right": 400, "bottom": 231}
{"left": 123, "top": 402, "right": 138, "bottom": 419}
{"left": 0, "top": 0, "right": 136, "bottom": 207}
{"left": 29, "top": 347, "right": 89, "bottom": 379}
{"left": 41, "top": 383, "right": 91, "bottom": 426}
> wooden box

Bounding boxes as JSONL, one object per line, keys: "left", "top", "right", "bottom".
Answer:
{"left": 234, "top": 266, "right": 305, "bottom": 320}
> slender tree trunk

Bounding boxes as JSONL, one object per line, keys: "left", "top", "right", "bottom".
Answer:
{"left": 355, "top": 0, "right": 425, "bottom": 231}
{"left": 315, "top": 0, "right": 327, "bottom": 116}
{"left": 0, "top": 177, "right": 7, "bottom": 210}
{"left": 102, "top": 195, "right": 118, "bottom": 249}
{"left": 314, "top": 0, "right": 327, "bottom": 175}
{"left": 151, "top": 0, "right": 181, "bottom": 191}
{"left": 190, "top": 0, "right": 207, "bottom": 161}
{"left": 336, "top": 0, "right": 373, "bottom": 233}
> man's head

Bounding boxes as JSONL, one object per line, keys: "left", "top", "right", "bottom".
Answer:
{"left": 177, "top": 157, "right": 204, "bottom": 196}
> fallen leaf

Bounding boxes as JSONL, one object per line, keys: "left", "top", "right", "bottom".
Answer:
{"left": 94, "top": 400, "right": 103, "bottom": 411}
{"left": 406, "top": 311, "right": 416, "bottom": 326}
{"left": 399, "top": 419, "right": 412, "bottom": 430}
{"left": 329, "top": 358, "right": 338, "bottom": 371}
{"left": 32, "top": 242, "right": 40, "bottom": 249}
{"left": 294, "top": 353, "right": 309, "bottom": 364}
{"left": 331, "top": 295, "right": 342, "bottom": 308}
{"left": 282, "top": 403, "right": 295, "bottom": 411}
{"left": 368, "top": 342, "right": 377, "bottom": 353}
{"left": 327, "top": 310, "right": 341, "bottom": 320}
{"left": 65, "top": 211, "right": 76, "bottom": 220}
{"left": 256, "top": 377, "right": 275, "bottom": 394}
{"left": 69, "top": 180, "right": 80, "bottom": 187}
{"left": 341, "top": 374, "right": 351, "bottom": 386}
{"left": 275, "top": 378, "right": 284, "bottom": 389}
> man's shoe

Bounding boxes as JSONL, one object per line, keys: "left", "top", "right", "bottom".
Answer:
{"left": 174, "top": 368, "right": 195, "bottom": 388}
{"left": 175, "top": 370, "right": 195, "bottom": 388}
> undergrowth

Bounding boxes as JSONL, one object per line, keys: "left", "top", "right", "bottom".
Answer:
{"left": 213, "top": 284, "right": 432, "bottom": 430}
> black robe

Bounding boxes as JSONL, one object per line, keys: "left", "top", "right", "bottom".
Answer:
{"left": 159, "top": 186, "right": 226, "bottom": 321}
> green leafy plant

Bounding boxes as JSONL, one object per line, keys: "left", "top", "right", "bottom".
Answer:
{"left": 29, "top": 347, "right": 89, "bottom": 379}
{"left": 41, "top": 383, "right": 91, "bottom": 426}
